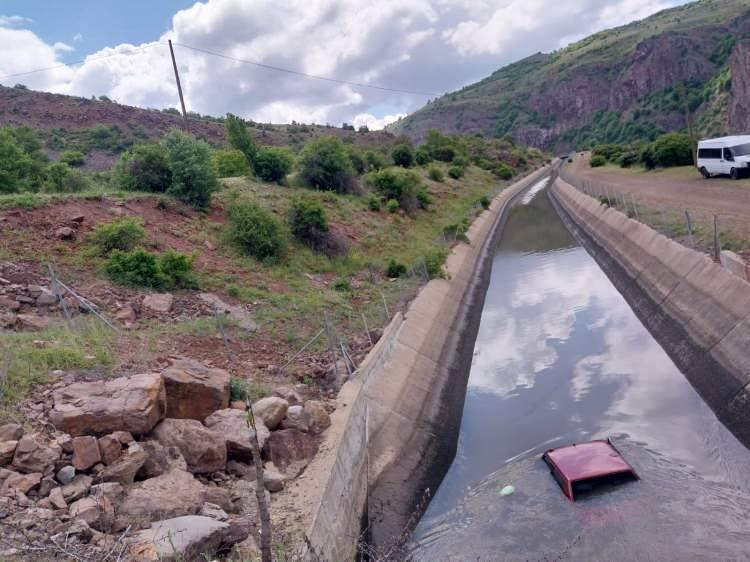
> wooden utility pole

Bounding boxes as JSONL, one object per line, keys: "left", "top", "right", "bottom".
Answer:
{"left": 679, "top": 82, "right": 696, "bottom": 165}
{"left": 168, "top": 39, "right": 189, "bottom": 132}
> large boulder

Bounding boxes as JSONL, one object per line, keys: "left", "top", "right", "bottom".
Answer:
{"left": 98, "top": 442, "right": 147, "bottom": 485}
{"left": 128, "top": 516, "right": 251, "bottom": 562}
{"left": 0, "top": 441, "right": 17, "bottom": 465}
{"left": 272, "top": 386, "right": 303, "bottom": 406}
{"left": 251, "top": 397, "right": 288, "bottom": 430}
{"left": 152, "top": 419, "right": 226, "bottom": 474}
{"left": 263, "top": 429, "right": 318, "bottom": 472}
{"left": 0, "top": 423, "right": 23, "bottom": 442}
{"left": 137, "top": 440, "right": 187, "bottom": 479}
{"left": 61, "top": 474, "right": 92, "bottom": 502}
{"left": 204, "top": 409, "right": 269, "bottom": 463}
{"left": 1, "top": 471, "right": 42, "bottom": 494}
{"left": 12, "top": 433, "right": 61, "bottom": 474}
{"left": 304, "top": 401, "right": 331, "bottom": 434}
{"left": 142, "top": 293, "right": 173, "bottom": 313}
{"left": 280, "top": 405, "right": 311, "bottom": 432}
{"left": 49, "top": 373, "right": 166, "bottom": 437}
{"left": 161, "top": 358, "right": 230, "bottom": 421}
{"left": 115, "top": 470, "right": 207, "bottom": 531}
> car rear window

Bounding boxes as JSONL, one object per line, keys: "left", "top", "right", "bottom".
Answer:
{"left": 731, "top": 143, "right": 750, "bottom": 157}
{"left": 571, "top": 471, "right": 638, "bottom": 500}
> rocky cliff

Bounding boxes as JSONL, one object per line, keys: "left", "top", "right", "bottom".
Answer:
{"left": 392, "top": 0, "right": 750, "bottom": 150}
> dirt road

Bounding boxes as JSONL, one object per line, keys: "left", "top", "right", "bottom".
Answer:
{"left": 568, "top": 154, "right": 750, "bottom": 221}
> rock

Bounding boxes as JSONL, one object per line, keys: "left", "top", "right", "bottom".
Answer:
{"left": 97, "top": 435, "right": 122, "bottom": 465}
{"left": 230, "top": 400, "right": 246, "bottom": 410}
{"left": 57, "top": 518, "right": 92, "bottom": 542}
{"left": 0, "top": 297, "right": 20, "bottom": 312}
{"left": 15, "top": 313, "right": 50, "bottom": 331}
{"left": 0, "top": 441, "right": 17, "bottom": 465}
{"left": 38, "top": 476, "right": 57, "bottom": 497}
{"left": 0, "top": 312, "right": 16, "bottom": 329}
{"left": 199, "top": 501, "right": 228, "bottom": 521}
{"left": 12, "top": 434, "right": 61, "bottom": 474}
{"left": 137, "top": 440, "right": 187, "bottom": 479}
{"left": 204, "top": 240, "right": 216, "bottom": 251}
{"left": 262, "top": 465, "right": 285, "bottom": 492}
{"left": 152, "top": 419, "right": 226, "bottom": 474}
{"left": 2, "top": 471, "right": 42, "bottom": 494}
{"left": 142, "top": 293, "right": 173, "bottom": 314}
{"left": 70, "top": 213, "right": 85, "bottom": 224}
{"left": 198, "top": 293, "right": 258, "bottom": 331}
{"left": 69, "top": 497, "right": 101, "bottom": 527}
{"left": 162, "top": 357, "right": 230, "bottom": 421}
{"left": 280, "top": 405, "right": 311, "bottom": 432}
{"left": 54, "top": 433, "right": 74, "bottom": 454}
{"left": 61, "top": 474, "right": 92, "bottom": 502}
{"left": 72, "top": 436, "right": 101, "bottom": 471}
{"left": 204, "top": 409, "right": 270, "bottom": 463}
{"left": 273, "top": 386, "right": 303, "bottom": 406}
{"left": 304, "top": 400, "right": 331, "bottom": 434}
{"left": 230, "top": 479, "right": 269, "bottom": 519}
{"left": 56, "top": 465, "right": 75, "bottom": 485}
{"left": 49, "top": 373, "right": 166, "bottom": 437}
{"left": 55, "top": 226, "right": 76, "bottom": 240}
{"left": 111, "top": 431, "right": 134, "bottom": 444}
{"left": 251, "top": 397, "right": 288, "bottom": 430}
{"left": 114, "top": 306, "right": 137, "bottom": 324}
{"left": 226, "top": 460, "right": 255, "bottom": 480}
{"left": 36, "top": 288, "right": 58, "bottom": 307}
{"left": 98, "top": 442, "right": 147, "bottom": 485}
{"left": 116, "top": 470, "right": 207, "bottom": 530}
{"left": 263, "top": 429, "right": 318, "bottom": 472}
{"left": 202, "top": 486, "right": 233, "bottom": 514}
{"left": 48, "top": 486, "right": 67, "bottom": 510}
{"left": 128, "top": 515, "right": 250, "bottom": 562}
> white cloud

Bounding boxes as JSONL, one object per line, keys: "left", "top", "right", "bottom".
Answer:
{"left": 353, "top": 112, "right": 405, "bottom": 130}
{"left": 0, "top": 15, "right": 32, "bottom": 27}
{"left": 53, "top": 41, "right": 74, "bottom": 53}
{"left": 0, "top": 0, "right": 691, "bottom": 125}
{"left": 73, "top": 33, "right": 83, "bottom": 42}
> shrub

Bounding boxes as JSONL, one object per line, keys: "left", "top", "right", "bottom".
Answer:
{"left": 479, "top": 195, "right": 491, "bottom": 209}
{"left": 90, "top": 218, "right": 145, "bottom": 255}
{"left": 104, "top": 248, "right": 161, "bottom": 288}
{"left": 0, "top": 129, "right": 34, "bottom": 193}
{"left": 347, "top": 147, "right": 366, "bottom": 175}
{"left": 59, "top": 150, "right": 85, "bottom": 167}
{"left": 386, "top": 260, "right": 407, "bottom": 278}
{"left": 618, "top": 151, "right": 639, "bottom": 168}
{"left": 333, "top": 278, "right": 352, "bottom": 292}
{"left": 452, "top": 155, "right": 469, "bottom": 168}
{"left": 427, "top": 166, "right": 444, "bottom": 182}
{"left": 386, "top": 199, "right": 400, "bottom": 213}
{"left": 592, "top": 144, "right": 626, "bottom": 163}
{"left": 639, "top": 144, "right": 657, "bottom": 170}
{"left": 227, "top": 200, "right": 287, "bottom": 260}
{"left": 589, "top": 155, "right": 607, "bottom": 168}
{"left": 113, "top": 144, "right": 172, "bottom": 192}
{"left": 367, "top": 167, "right": 422, "bottom": 212}
{"left": 416, "top": 187, "right": 433, "bottom": 209}
{"left": 443, "top": 221, "right": 469, "bottom": 241}
{"left": 652, "top": 132, "right": 693, "bottom": 167}
{"left": 367, "top": 195, "right": 381, "bottom": 211}
{"left": 289, "top": 199, "right": 329, "bottom": 245}
{"left": 424, "top": 247, "right": 448, "bottom": 278}
{"left": 391, "top": 144, "right": 414, "bottom": 168}
{"left": 414, "top": 147, "right": 432, "bottom": 166}
{"left": 299, "top": 137, "right": 355, "bottom": 193}
{"left": 213, "top": 149, "right": 249, "bottom": 177}
{"left": 253, "top": 146, "right": 293, "bottom": 183}
{"left": 364, "top": 150, "right": 388, "bottom": 172}
{"left": 447, "top": 165, "right": 464, "bottom": 179}
{"left": 163, "top": 129, "right": 219, "bottom": 209}
{"left": 157, "top": 250, "right": 197, "bottom": 289}
{"left": 44, "top": 163, "right": 89, "bottom": 193}
{"left": 225, "top": 113, "right": 257, "bottom": 162}
{"left": 493, "top": 163, "right": 514, "bottom": 180}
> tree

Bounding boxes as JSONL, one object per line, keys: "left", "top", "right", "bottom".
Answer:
{"left": 253, "top": 147, "right": 293, "bottom": 183}
{"left": 298, "top": 136, "right": 355, "bottom": 193}
{"left": 162, "top": 129, "right": 219, "bottom": 209}
{"left": 651, "top": 132, "right": 693, "bottom": 167}
{"left": 114, "top": 144, "right": 173, "bottom": 192}
{"left": 225, "top": 113, "right": 257, "bottom": 163}
{"left": 391, "top": 143, "right": 414, "bottom": 168}
{"left": 0, "top": 129, "right": 32, "bottom": 193}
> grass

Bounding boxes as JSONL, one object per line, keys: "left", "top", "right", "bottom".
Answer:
{"left": 0, "top": 317, "right": 115, "bottom": 418}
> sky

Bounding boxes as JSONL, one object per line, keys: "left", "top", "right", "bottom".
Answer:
{"left": 0, "top": 0, "right": 691, "bottom": 130}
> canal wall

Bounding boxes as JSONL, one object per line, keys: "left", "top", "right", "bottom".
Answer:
{"left": 551, "top": 177, "right": 750, "bottom": 448}
{"left": 289, "top": 167, "right": 551, "bottom": 561}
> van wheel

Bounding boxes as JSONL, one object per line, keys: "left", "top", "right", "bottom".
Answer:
{"left": 700, "top": 167, "right": 710, "bottom": 179}
{"left": 731, "top": 167, "right": 740, "bottom": 180}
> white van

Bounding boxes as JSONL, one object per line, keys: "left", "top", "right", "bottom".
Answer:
{"left": 697, "top": 135, "right": 750, "bottom": 179}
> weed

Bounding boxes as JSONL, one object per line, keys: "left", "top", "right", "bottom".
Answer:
{"left": 89, "top": 218, "right": 145, "bottom": 256}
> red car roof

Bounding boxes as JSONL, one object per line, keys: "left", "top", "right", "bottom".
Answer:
{"left": 544, "top": 440, "right": 637, "bottom": 483}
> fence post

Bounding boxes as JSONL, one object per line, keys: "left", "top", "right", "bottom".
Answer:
{"left": 713, "top": 215, "right": 721, "bottom": 262}
{"left": 631, "top": 194, "right": 639, "bottom": 220}
{"left": 47, "top": 264, "right": 72, "bottom": 329}
{"left": 684, "top": 211, "right": 694, "bottom": 248}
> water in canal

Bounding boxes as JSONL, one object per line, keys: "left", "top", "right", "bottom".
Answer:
{"left": 409, "top": 183, "right": 750, "bottom": 561}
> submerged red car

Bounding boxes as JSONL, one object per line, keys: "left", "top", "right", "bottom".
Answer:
{"left": 542, "top": 439, "right": 639, "bottom": 501}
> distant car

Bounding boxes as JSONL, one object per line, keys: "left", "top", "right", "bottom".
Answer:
{"left": 542, "top": 439, "right": 639, "bottom": 501}
{"left": 697, "top": 135, "right": 750, "bottom": 180}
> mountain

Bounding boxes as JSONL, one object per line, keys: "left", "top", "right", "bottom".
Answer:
{"left": 391, "top": 0, "right": 750, "bottom": 151}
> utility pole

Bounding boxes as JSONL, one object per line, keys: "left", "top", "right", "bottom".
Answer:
{"left": 168, "top": 39, "right": 189, "bottom": 132}
{"left": 679, "top": 82, "right": 696, "bottom": 166}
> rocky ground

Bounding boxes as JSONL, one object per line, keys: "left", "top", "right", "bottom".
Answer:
{"left": 0, "top": 356, "right": 332, "bottom": 561}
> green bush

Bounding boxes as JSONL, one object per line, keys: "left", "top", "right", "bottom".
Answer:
{"left": 447, "top": 165, "right": 464, "bottom": 179}
{"left": 44, "top": 163, "right": 89, "bottom": 193}
{"left": 367, "top": 195, "right": 381, "bottom": 211}
{"left": 443, "top": 220, "right": 469, "bottom": 241}
{"left": 347, "top": 147, "right": 366, "bottom": 175}
{"left": 423, "top": 130, "right": 459, "bottom": 162}
{"left": 59, "top": 150, "right": 85, "bottom": 167}
{"left": 479, "top": 195, "right": 491, "bottom": 209}
{"left": 364, "top": 150, "right": 388, "bottom": 172}
{"left": 414, "top": 147, "right": 432, "bottom": 166}
{"left": 424, "top": 247, "right": 448, "bottom": 278}
{"left": 589, "top": 155, "right": 607, "bottom": 168}
{"left": 0, "top": 128, "right": 40, "bottom": 193}
{"left": 618, "top": 151, "right": 639, "bottom": 168}
{"left": 157, "top": 250, "right": 197, "bottom": 289}
{"left": 427, "top": 166, "right": 444, "bottom": 182}
{"left": 227, "top": 200, "right": 287, "bottom": 260}
{"left": 493, "top": 163, "right": 514, "bottom": 180}
{"left": 90, "top": 218, "right": 145, "bottom": 255}
{"left": 333, "top": 278, "right": 352, "bottom": 292}
{"left": 253, "top": 146, "right": 293, "bottom": 183}
{"left": 386, "top": 199, "right": 400, "bottom": 213}
{"left": 639, "top": 144, "right": 657, "bottom": 170}
{"left": 592, "top": 144, "right": 626, "bottom": 163}
{"left": 416, "top": 187, "right": 433, "bottom": 209}
{"left": 213, "top": 149, "right": 249, "bottom": 178}
{"left": 225, "top": 113, "right": 257, "bottom": 163}
{"left": 299, "top": 137, "right": 355, "bottom": 193}
{"left": 367, "top": 167, "right": 422, "bottom": 213}
{"left": 651, "top": 132, "right": 693, "bottom": 167}
{"left": 289, "top": 199, "right": 329, "bottom": 245}
{"left": 163, "top": 129, "right": 219, "bottom": 209}
{"left": 391, "top": 144, "right": 414, "bottom": 168}
{"left": 386, "top": 260, "right": 407, "bottom": 278}
{"left": 104, "top": 248, "right": 195, "bottom": 289}
{"left": 113, "top": 144, "right": 172, "bottom": 193}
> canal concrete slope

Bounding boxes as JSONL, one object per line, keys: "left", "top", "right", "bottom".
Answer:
{"left": 551, "top": 177, "right": 750, "bottom": 447}
{"left": 286, "top": 167, "right": 550, "bottom": 561}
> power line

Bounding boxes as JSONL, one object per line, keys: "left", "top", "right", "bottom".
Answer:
{"left": 172, "top": 42, "right": 439, "bottom": 97}
{"left": 0, "top": 43, "right": 163, "bottom": 81}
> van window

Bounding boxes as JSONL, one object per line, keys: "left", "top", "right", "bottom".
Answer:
{"left": 731, "top": 143, "right": 750, "bottom": 157}
{"left": 724, "top": 148, "right": 735, "bottom": 162}
{"left": 698, "top": 148, "right": 722, "bottom": 159}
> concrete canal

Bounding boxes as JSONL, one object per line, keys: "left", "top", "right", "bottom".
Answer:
{"left": 408, "top": 185, "right": 750, "bottom": 561}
